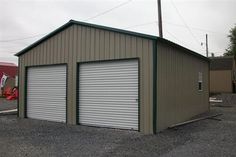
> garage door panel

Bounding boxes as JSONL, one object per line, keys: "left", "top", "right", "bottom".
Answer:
{"left": 27, "top": 104, "right": 66, "bottom": 109}
{"left": 80, "top": 120, "right": 138, "bottom": 130}
{"left": 81, "top": 62, "right": 137, "bottom": 68}
{"left": 79, "top": 80, "right": 138, "bottom": 84}
{"left": 29, "top": 114, "right": 66, "bottom": 122}
{"left": 79, "top": 86, "right": 138, "bottom": 89}
{"left": 80, "top": 73, "right": 137, "bottom": 78}
{"left": 79, "top": 92, "right": 138, "bottom": 95}
{"left": 80, "top": 113, "right": 138, "bottom": 119}
{"left": 79, "top": 104, "right": 138, "bottom": 108}
{"left": 78, "top": 60, "right": 138, "bottom": 130}
{"left": 80, "top": 76, "right": 138, "bottom": 80}
{"left": 27, "top": 65, "right": 67, "bottom": 123}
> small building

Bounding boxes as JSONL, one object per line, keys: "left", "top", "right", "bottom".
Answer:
{"left": 0, "top": 62, "right": 18, "bottom": 90}
{"left": 15, "top": 20, "right": 209, "bottom": 134}
{"left": 0, "top": 62, "right": 17, "bottom": 79}
{"left": 210, "top": 56, "right": 236, "bottom": 93}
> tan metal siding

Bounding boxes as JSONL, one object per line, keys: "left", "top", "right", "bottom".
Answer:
{"left": 18, "top": 25, "right": 154, "bottom": 134}
{"left": 156, "top": 42, "right": 209, "bottom": 131}
{"left": 210, "top": 70, "right": 232, "bottom": 93}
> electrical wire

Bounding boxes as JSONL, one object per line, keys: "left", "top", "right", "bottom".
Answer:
{"left": 0, "top": 20, "right": 226, "bottom": 44}
{"left": 0, "top": 51, "right": 16, "bottom": 54}
{"left": 164, "top": 21, "right": 227, "bottom": 35}
{"left": 170, "top": 0, "right": 201, "bottom": 45}
{"left": 0, "top": 20, "right": 223, "bottom": 55}
{"left": 165, "top": 27, "right": 205, "bottom": 54}
{"left": 165, "top": 28, "right": 185, "bottom": 45}
{"left": 0, "top": 0, "right": 132, "bottom": 43}
{"left": 84, "top": 0, "right": 132, "bottom": 21}
{"left": 123, "top": 21, "right": 157, "bottom": 29}
{"left": 0, "top": 33, "right": 46, "bottom": 42}
{"left": 0, "top": 0, "right": 225, "bottom": 56}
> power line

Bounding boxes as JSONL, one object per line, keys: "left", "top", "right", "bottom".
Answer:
{"left": 1, "top": 22, "right": 157, "bottom": 48}
{"left": 1, "top": 21, "right": 157, "bottom": 52}
{"left": 1, "top": 21, "right": 157, "bottom": 50}
{"left": 84, "top": 0, "right": 132, "bottom": 21}
{"left": 0, "top": 22, "right": 156, "bottom": 48}
{"left": 164, "top": 21, "right": 227, "bottom": 35}
{"left": 124, "top": 20, "right": 206, "bottom": 54}
{"left": 123, "top": 21, "right": 157, "bottom": 29}
{"left": 0, "top": 0, "right": 226, "bottom": 45}
{"left": 0, "top": 45, "right": 27, "bottom": 49}
{"left": 0, "top": 51, "right": 17, "bottom": 54}
{"left": 1, "top": 0, "right": 132, "bottom": 43}
{"left": 1, "top": 23, "right": 218, "bottom": 56}
{"left": 0, "top": 20, "right": 226, "bottom": 44}
{"left": 165, "top": 28, "right": 205, "bottom": 53}
{"left": 0, "top": 20, "right": 225, "bottom": 57}
{"left": 0, "top": 20, "right": 226, "bottom": 45}
{"left": 124, "top": 21, "right": 221, "bottom": 54}
{"left": 165, "top": 28, "right": 185, "bottom": 45}
{"left": 0, "top": 33, "right": 46, "bottom": 42}
{"left": 170, "top": 0, "right": 201, "bottom": 45}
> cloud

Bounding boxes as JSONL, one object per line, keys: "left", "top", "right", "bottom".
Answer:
{"left": 0, "top": 0, "right": 236, "bottom": 63}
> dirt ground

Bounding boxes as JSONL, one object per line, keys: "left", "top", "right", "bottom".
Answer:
{"left": 0, "top": 94, "right": 236, "bottom": 157}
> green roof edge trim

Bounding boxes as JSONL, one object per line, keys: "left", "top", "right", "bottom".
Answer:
{"left": 156, "top": 38, "right": 209, "bottom": 62}
{"left": 15, "top": 19, "right": 209, "bottom": 62}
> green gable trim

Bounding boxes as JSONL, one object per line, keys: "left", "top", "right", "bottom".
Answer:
{"left": 15, "top": 20, "right": 156, "bottom": 56}
{"left": 15, "top": 19, "right": 209, "bottom": 63}
{"left": 15, "top": 21, "right": 72, "bottom": 56}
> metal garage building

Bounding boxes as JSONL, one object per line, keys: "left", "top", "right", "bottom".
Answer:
{"left": 16, "top": 20, "right": 209, "bottom": 134}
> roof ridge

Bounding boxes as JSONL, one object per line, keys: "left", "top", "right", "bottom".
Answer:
{"left": 15, "top": 19, "right": 209, "bottom": 62}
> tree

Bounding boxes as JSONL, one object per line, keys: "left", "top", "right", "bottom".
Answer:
{"left": 224, "top": 25, "right": 236, "bottom": 57}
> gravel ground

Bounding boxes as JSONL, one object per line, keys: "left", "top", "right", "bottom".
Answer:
{"left": 0, "top": 98, "right": 17, "bottom": 111}
{"left": 0, "top": 95, "right": 236, "bottom": 157}
{"left": 211, "top": 93, "right": 236, "bottom": 106}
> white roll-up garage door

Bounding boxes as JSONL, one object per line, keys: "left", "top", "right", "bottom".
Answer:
{"left": 27, "top": 65, "right": 67, "bottom": 122}
{"left": 78, "top": 60, "right": 139, "bottom": 130}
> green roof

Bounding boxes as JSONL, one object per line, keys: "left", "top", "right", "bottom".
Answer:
{"left": 15, "top": 19, "right": 209, "bottom": 62}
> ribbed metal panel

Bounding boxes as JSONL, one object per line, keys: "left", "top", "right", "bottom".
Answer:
{"left": 156, "top": 42, "right": 209, "bottom": 131}
{"left": 78, "top": 60, "right": 138, "bottom": 130}
{"left": 27, "top": 65, "right": 67, "bottom": 122}
{"left": 19, "top": 25, "right": 154, "bottom": 134}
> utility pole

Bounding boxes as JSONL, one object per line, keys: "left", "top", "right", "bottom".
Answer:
{"left": 157, "top": 0, "right": 163, "bottom": 38}
{"left": 206, "top": 34, "right": 209, "bottom": 57}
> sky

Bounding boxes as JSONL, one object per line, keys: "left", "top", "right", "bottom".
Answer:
{"left": 0, "top": 0, "right": 236, "bottom": 64}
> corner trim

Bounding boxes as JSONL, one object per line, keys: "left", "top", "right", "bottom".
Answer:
{"left": 24, "top": 67, "right": 28, "bottom": 118}
{"left": 153, "top": 40, "right": 157, "bottom": 134}
{"left": 76, "top": 63, "right": 80, "bottom": 125}
{"left": 17, "top": 58, "right": 20, "bottom": 117}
